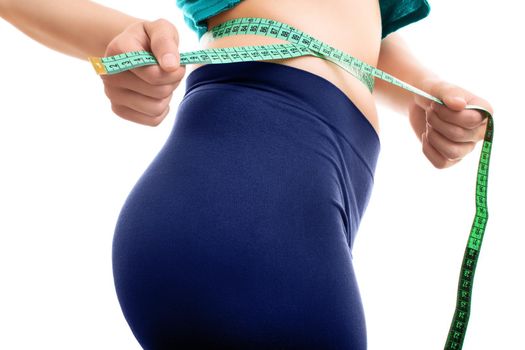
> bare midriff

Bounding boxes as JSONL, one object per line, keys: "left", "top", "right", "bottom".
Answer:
{"left": 187, "top": 0, "right": 383, "bottom": 135}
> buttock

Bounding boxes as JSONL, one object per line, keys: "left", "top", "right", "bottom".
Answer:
{"left": 111, "top": 61, "right": 380, "bottom": 349}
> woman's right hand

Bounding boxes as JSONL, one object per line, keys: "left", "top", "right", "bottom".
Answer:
{"left": 101, "top": 18, "right": 186, "bottom": 126}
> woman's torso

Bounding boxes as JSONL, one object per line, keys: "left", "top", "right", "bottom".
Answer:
{"left": 187, "top": 0, "right": 383, "bottom": 134}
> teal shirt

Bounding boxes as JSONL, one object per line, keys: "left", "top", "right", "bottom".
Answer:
{"left": 175, "top": 0, "right": 431, "bottom": 41}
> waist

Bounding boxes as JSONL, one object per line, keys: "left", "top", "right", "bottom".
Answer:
{"left": 183, "top": 60, "right": 381, "bottom": 180}
{"left": 187, "top": 1, "right": 382, "bottom": 135}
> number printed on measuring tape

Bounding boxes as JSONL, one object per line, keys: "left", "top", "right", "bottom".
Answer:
{"left": 88, "top": 17, "right": 494, "bottom": 350}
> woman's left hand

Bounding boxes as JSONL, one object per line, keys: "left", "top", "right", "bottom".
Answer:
{"left": 411, "top": 79, "right": 494, "bottom": 169}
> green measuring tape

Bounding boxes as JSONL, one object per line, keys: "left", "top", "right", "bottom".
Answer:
{"left": 89, "top": 17, "right": 493, "bottom": 350}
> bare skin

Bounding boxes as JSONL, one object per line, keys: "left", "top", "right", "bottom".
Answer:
{"left": 192, "top": 0, "right": 493, "bottom": 168}
{"left": 1, "top": 0, "right": 493, "bottom": 168}
{"left": 191, "top": 0, "right": 383, "bottom": 134}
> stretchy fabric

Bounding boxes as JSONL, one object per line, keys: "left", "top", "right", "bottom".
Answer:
{"left": 112, "top": 61, "right": 381, "bottom": 349}
{"left": 174, "top": 0, "right": 431, "bottom": 40}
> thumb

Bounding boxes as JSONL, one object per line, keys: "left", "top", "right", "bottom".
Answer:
{"left": 441, "top": 95, "right": 467, "bottom": 111}
{"left": 144, "top": 19, "right": 180, "bottom": 72}
{"left": 427, "top": 80, "right": 468, "bottom": 112}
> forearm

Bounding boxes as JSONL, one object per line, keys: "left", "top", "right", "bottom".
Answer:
{"left": 0, "top": 0, "right": 142, "bottom": 60}
{"left": 372, "top": 32, "right": 441, "bottom": 117}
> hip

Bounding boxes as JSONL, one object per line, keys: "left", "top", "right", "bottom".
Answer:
{"left": 112, "top": 64, "right": 375, "bottom": 349}
{"left": 166, "top": 60, "right": 379, "bottom": 248}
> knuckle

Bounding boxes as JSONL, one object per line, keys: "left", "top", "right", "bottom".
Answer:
{"left": 112, "top": 104, "right": 137, "bottom": 124}
{"left": 104, "top": 85, "right": 115, "bottom": 99}
{"left": 101, "top": 74, "right": 120, "bottom": 87}
{"left": 425, "top": 108, "right": 434, "bottom": 122}
{"left": 141, "top": 66, "right": 185, "bottom": 87}
{"left": 141, "top": 71, "right": 163, "bottom": 86}
{"left": 472, "top": 110, "right": 486, "bottom": 123}
{"left": 107, "top": 40, "right": 126, "bottom": 56}
{"left": 449, "top": 126, "right": 465, "bottom": 142}
{"left": 148, "top": 113, "right": 166, "bottom": 127}
{"left": 426, "top": 127, "right": 437, "bottom": 145}
{"left": 100, "top": 75, "right": 112, "bottom": 88}
{"left": 150, "top": 117, "right": 163, "bottom": 127}
{"left": 156, "top": 17, "right": 179, "bottom": 38}
{"left": 142, "top": 119, "right": 158, "bottom": 127}
{"left": 150, "top": 100, "right": 168, "bottom": 116}
{"left": 150, "top": 18, "right": 177, "bottom": 37}
{"left": 466, "top": 110, "right": 482, "bottom": 127}
{"left": 467, "top": 141, "right": 476, "bottom": 153}
{"left": 428, "top": 155, "right": 440, "bottom": 168}
{"left": 140, "top": 73, "right": 156, "bottom": 85}
{"left": 445, "top": 147, "right": 462, "bottom": 161}
{"left": 174, "top": 67, "right": 186, "bottom": 81}
{"left": 111, "top": 104, "right": 127, "bottom": 120}
{"left": 157, "top": 85, "right": 174, "bottom": 98}
{"left": 432, "top": 158, "right": 449, "bottom": 169}
{"left": 154, "top": 18, "right": 171, "bottom": 27}
{"left": 104, "top": 44, "right": 118, "bottom": 57}
{"left": 477, "top": 99, "right": 494, "bottom": 116}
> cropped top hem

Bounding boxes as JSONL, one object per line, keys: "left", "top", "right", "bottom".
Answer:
{"left": 176, "top": 0, "right": 243, "bottom": 41}
{"left": 381, "top": 0, "right": 431, "bottom": 39}
{"left": 175, "top": 0, "right": 432, "bottom": 41}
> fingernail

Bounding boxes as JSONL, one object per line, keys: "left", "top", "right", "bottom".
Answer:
{"left": 162, "top": 53, "right": 177, "bottom": 69}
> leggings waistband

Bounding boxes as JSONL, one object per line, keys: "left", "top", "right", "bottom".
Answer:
{"left": 183, "top": 61, "right": 381, "bottom": 175}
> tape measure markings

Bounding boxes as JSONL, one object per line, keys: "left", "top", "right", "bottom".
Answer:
{"left": 88, "top": 17, "right": 494, "bottom": 350}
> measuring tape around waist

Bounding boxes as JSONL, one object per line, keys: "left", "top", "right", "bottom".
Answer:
{"left": 88, "top": 17, "right": 493, "bottom": 350}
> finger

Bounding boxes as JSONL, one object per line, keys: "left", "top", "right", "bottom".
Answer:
{"left": 144, "top": 18, "right": 180, "bottom": 72}
{"left": 426, "top": 123, "right": 476, "bottom": 161}
{"left": 104, "top": 85, "right": 173, "bottom": 117}
{"left": 414, "top": 77, "right": 441, "bottom": 111}
{"left": 474, "top": 117, "right": 489, "bottom": 141}
{"left": 466, "top": 95, "right": 495, "bottom": 117}
{"left": 111, "top": 104, "right": 170, "bottom": 127}
{"left": 427, "top": 80, "right": 469, "bottom": 111}
{"left": 430, "top": 101, "right": 486, "bottom": 129}
{"left": 131, "top": 63, "right": 186, "bottom": 86}
{"left": 101, "top": 71, "right": 179, "bottom": 99}
{"left": 104, "top": 20, "right": 186, "bottom": 86}
{"left": 421, "top": 131, "right": 461, "bottom": 169}
{"left": 425, "top": 107, "right": 479, "bottom": 142}
{"left": 441, "top": 94, "right": 467, "bottom": 111}
{"left": 409, "top": 100, "right": 427, "bottom": 143}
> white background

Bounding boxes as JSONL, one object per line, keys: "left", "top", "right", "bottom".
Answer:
{"left": 1, "top": 0, "right": 523, "bottom": 349}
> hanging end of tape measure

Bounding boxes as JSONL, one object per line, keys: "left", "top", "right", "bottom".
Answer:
{"left": 88, "top": 57, "right": 108, "bottom": 75}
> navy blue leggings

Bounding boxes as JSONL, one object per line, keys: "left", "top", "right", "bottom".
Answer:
{"left": 112, "top": 61, "right": 380, "bottom": 349}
